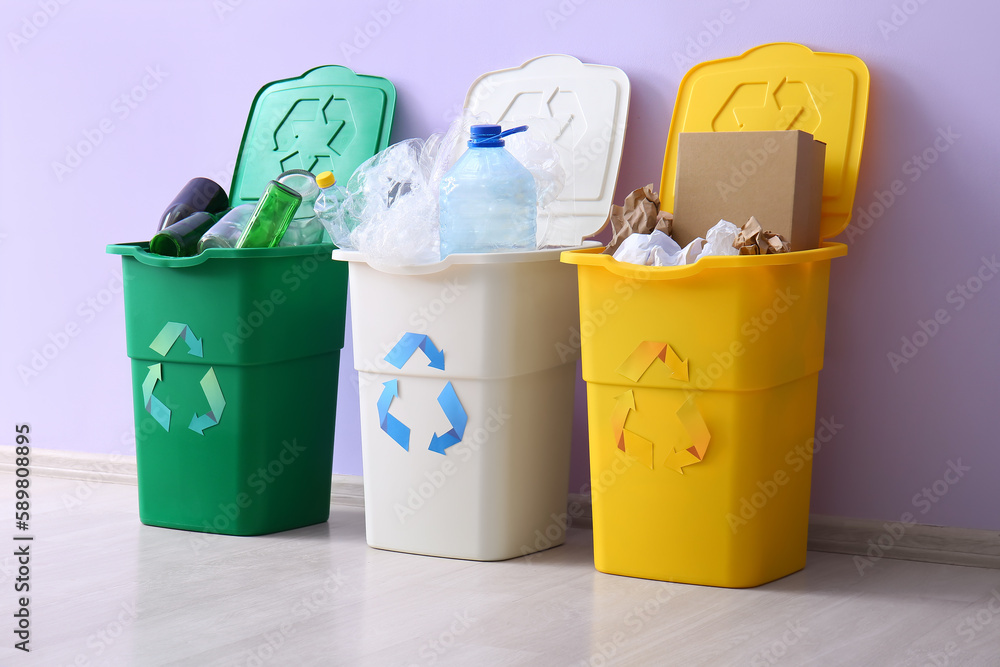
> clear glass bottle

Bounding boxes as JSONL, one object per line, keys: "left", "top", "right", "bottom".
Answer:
{"left": 276, "top": 170, "right": 324, "bottom": 247}
{"left": 197, "top": 204, "right": 256, "bottom": 252}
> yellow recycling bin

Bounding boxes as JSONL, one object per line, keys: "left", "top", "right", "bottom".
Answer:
{"left": 561, "top": 43, "right": 870, "bottom": 587}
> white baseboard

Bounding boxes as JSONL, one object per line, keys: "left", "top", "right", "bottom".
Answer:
{"left": 8, "top": 448, "right": 998, "bottom": 570}
{"left": 330, "top": 473, "right": 365, "bottom": 508}
{"left": 0, "top": 446, "right": 138, "bottom": 485}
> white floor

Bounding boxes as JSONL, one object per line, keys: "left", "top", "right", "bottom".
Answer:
{"left": 1, "top": 474, "right": 998, "bottom": 666}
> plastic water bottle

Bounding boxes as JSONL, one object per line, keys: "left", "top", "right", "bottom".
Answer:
{"left": 277, "top": 170, "right": 325, "bottom": 247}
{"left": 235, "top": 180, "right": 301, "bottom": 249}
{"left": 197, "top": 204, "right": 255, "bottom": 251}
{"left": 313, "top": 171, "right": 350, "bottom": 247}
{"left": 439, "top": 124, "right": 537, "bottom": 258}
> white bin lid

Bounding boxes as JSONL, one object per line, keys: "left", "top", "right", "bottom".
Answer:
{"left": 464, "top": 54, "right": 631, "bottom": 246}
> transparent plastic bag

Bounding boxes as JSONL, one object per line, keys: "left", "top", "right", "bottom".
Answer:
{"left": 346, "top": 111, "right": 567, "bottom": 267}
{"left": 500, "top": 115, "right": 566, "bottom": 247}
{"left": 345, "top": 138, "right": 440, "bottom": 265}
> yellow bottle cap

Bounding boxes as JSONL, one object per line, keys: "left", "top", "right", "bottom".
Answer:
{"left": 316, "top": 171, "right": 336, "bottom": 188}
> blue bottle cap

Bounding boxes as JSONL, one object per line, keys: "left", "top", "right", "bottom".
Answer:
{"left": 468, "top": 124, "right": 528, "bottom": 148}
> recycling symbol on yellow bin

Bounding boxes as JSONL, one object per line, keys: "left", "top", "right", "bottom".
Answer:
{"left": 142, "top": 322, "right": 226, "bottom": 435}
{"left": 613, "top": 341, "right": 710, "bottom": 474}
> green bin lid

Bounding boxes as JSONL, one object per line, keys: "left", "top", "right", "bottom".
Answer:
{"left": 229, "top": 65, "right": 396, "bottom": 207}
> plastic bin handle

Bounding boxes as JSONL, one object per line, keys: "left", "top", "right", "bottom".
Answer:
{"left": 107, "top": 242, "right": 336, "bottom": 267}
{"left": 106, "top": 243, "right": 218, "bottom": 267}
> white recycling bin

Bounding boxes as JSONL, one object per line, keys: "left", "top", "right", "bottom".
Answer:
{"left": 337, "top": 54, "right": 630, "bottom": 560}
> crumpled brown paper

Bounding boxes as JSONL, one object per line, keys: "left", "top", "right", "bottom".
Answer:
{"left": 732, "top": 216, "right": 791, "bottom": 255}
{"left": 604, "top": 184, "right": 674, "bottom": 254}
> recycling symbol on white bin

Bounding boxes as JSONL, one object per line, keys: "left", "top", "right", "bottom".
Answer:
{"left": 377, "top": 333, "right": 467, "bottom": 455}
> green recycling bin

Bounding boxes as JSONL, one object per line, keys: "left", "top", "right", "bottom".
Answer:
{"left": 107, "top": 66, "right": 395, "bottom": 535}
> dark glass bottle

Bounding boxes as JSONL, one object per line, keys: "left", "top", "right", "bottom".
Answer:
{"left": 156, "top": 178, "right": 229, "bottom": 232}
{"left": 149, "top": 211, "right": 220, "bottom": 257}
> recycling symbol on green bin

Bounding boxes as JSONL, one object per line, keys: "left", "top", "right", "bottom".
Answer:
{"left": 274, "top": 96, "right": 355, "bottom": 174}
{"left": 143, "top": 322, "right": 226, "bottom": 435}
{"left": 377, "top": 333, "right": 467, "bottom": 455}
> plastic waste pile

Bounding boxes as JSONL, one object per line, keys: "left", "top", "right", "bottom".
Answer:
{"left": 324, "top": 112, "right": 566, "bottom": 266}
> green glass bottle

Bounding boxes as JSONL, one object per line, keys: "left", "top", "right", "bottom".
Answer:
{"left": 235, "top": 180, "right": 302, "bottom": 249}
{"left": 149, "top": 211, "right": 219, "bottom": 257}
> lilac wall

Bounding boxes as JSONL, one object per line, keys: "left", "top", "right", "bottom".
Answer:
{"left": 2, "top": 0, "right": 997, "bottom": 531}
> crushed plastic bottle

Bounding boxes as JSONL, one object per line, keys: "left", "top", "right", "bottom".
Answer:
{"left": 313, "top": 170, "right": 350, "bottom": 247}
{"left": 438, "top": 124, "right": 537, "bottom": 258}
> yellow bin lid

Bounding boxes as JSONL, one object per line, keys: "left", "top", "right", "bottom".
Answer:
{"left": 659, "top": 42, "right": 870, "bottom": 240}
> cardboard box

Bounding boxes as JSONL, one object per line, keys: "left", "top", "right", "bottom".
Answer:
{"left": 672, "top": 130, "right": 826, "bottom": 252}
